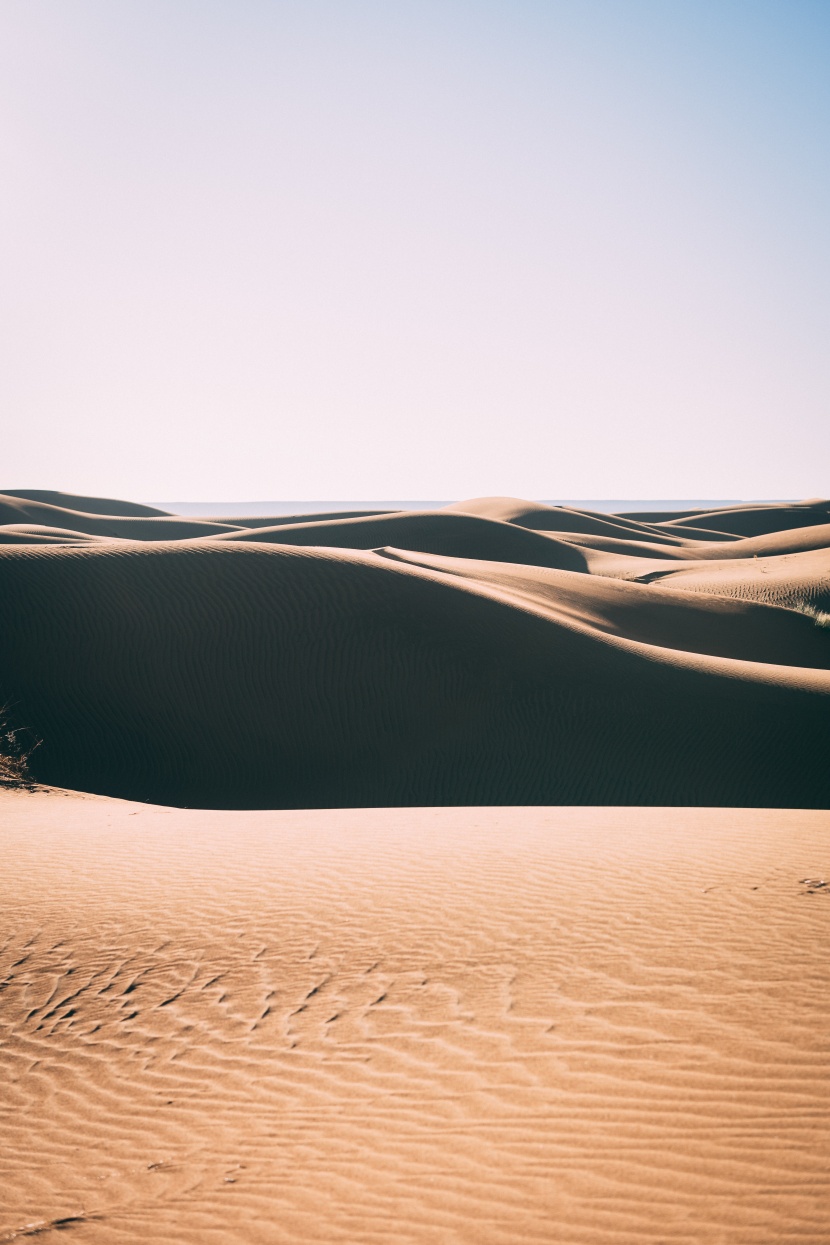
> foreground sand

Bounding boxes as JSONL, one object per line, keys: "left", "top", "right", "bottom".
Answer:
{"left": 2, "top": 789, "right": 828, "bottom": 1243}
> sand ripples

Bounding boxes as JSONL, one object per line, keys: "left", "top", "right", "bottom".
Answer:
{"left": 2, "top": 796, "right": 829, "bottom": 1242}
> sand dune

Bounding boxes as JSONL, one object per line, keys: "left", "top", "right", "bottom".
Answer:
{"left": 632, "top": 547, "right": 830, "bottom": 609}
{"left": 206, "top": 509, "right": 589, "bottom": 571}
{"left": 545, "top": 522, "right": 830, "bottom": 563}
{"left": 0, "top": 488, "right": 170, "bottom": 518}
{"left": 0, "top": 489, "right": 828, "bottom": 808}
{"left": 3, "top": 492, "right": 829, "bottom": 1244}
{"left": 661, "top": 499, "right": 830, "bottom": 536}
{"left": 446, "top": 496, "right": 724, "bottom": 543}
{"left": 2, "top": 791, "right": 828, "bottom": 1244}
{"left": 0, "top": 524, "right": 109, "bottom": 545}
{"left": 376, "top": 547, "right": 830, "bottom": 667}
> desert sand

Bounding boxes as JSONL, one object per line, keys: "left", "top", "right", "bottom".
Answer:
{"left": 0, "top": 489, "right": 828, "bottom": 807}
{"left": 2, "top": 491, "right": 829, "bottom": 1242}
{"left": 2, "top": 790, "right": 829, "bottom": 1244}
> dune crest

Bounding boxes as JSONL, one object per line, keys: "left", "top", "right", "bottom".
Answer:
{"left": 0, "top": 490, "right": 828, "bottom": 808}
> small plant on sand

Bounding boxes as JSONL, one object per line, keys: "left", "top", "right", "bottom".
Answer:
{"left": 0, "top": 712, "right": 38, "bottom": 788}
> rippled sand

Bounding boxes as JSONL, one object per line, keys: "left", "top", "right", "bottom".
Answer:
{"left": 3, "top": 790, "right": 828, "bottom": 1243}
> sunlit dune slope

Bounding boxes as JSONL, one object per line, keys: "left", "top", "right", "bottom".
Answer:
{"left": 206, "top": 509, "right": 589, "bottom": 570}
{"left": 0, "top": 489, "right": 828, "bottom": 808}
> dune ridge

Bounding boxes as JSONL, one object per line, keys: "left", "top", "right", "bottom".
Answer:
{"left": 0, "top": 490, "right": 828, "bottom": 808}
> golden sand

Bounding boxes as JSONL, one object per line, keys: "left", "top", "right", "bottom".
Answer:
{"left": 2, "top": 791, "right": 828, "bottom": 1243}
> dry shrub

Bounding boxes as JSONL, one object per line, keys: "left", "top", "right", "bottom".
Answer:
{"left": 0, "top": 715, "right": 38, "bottom": 788}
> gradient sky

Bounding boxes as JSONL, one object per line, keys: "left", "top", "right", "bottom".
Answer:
{"left": 2, "top": 0, "right": 828, "bottom": 501}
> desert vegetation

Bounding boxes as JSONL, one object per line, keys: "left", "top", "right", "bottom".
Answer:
{"left": 0, "top": 712, "right": 36, "bottom": 787}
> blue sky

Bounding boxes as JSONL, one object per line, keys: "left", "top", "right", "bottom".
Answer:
{"left": 2, "top": 1, "right": 828, "bottom": 500}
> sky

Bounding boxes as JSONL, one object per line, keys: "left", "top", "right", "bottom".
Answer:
{"left": 1, "top": 0, "right": 828, "bottom": 502}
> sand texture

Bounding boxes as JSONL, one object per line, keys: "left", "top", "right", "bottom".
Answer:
{"left": 2, "top": 791, "right": 829, "bottom": 1243}
{"left": 0, "top": 490, "right": 828, "bottom": 807}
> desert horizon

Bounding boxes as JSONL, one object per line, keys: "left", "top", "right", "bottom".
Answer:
{"left": 3, "top": 0, "right": 829, "bottom": 1239}
{"left": 152, "top": 498, "right": 793, "bottom": 519}
{"left": 2, "top": 487, "right": 828, "bottom": 1239}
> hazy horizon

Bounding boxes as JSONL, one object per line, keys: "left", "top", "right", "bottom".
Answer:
{"left": 2, "top": 1, "right": 828, "bottom": 500}
{"left": 153, "top": 497, "right": 794, "bottom": 518}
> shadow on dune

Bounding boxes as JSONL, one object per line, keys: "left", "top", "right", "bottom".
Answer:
{"left": 0, "top": 490, "right": 828, "bottom": 809}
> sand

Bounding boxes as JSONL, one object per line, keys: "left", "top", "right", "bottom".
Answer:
{"left": 2, "top": 491, "right": 828, "bottom": 1241}
{"left": 0, "top": 490, "right": 828, "bottom": 808}
{"left": 2, "top": 790, "right": 829, "bottom": 1244}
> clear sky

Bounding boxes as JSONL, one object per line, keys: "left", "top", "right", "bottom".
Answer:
{"left": 2, "top": 0, "right": 828, "bottom": 501}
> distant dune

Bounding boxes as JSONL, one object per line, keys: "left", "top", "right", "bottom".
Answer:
{"left": 1, "top": 489, "right": 828, "bottom": 808}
